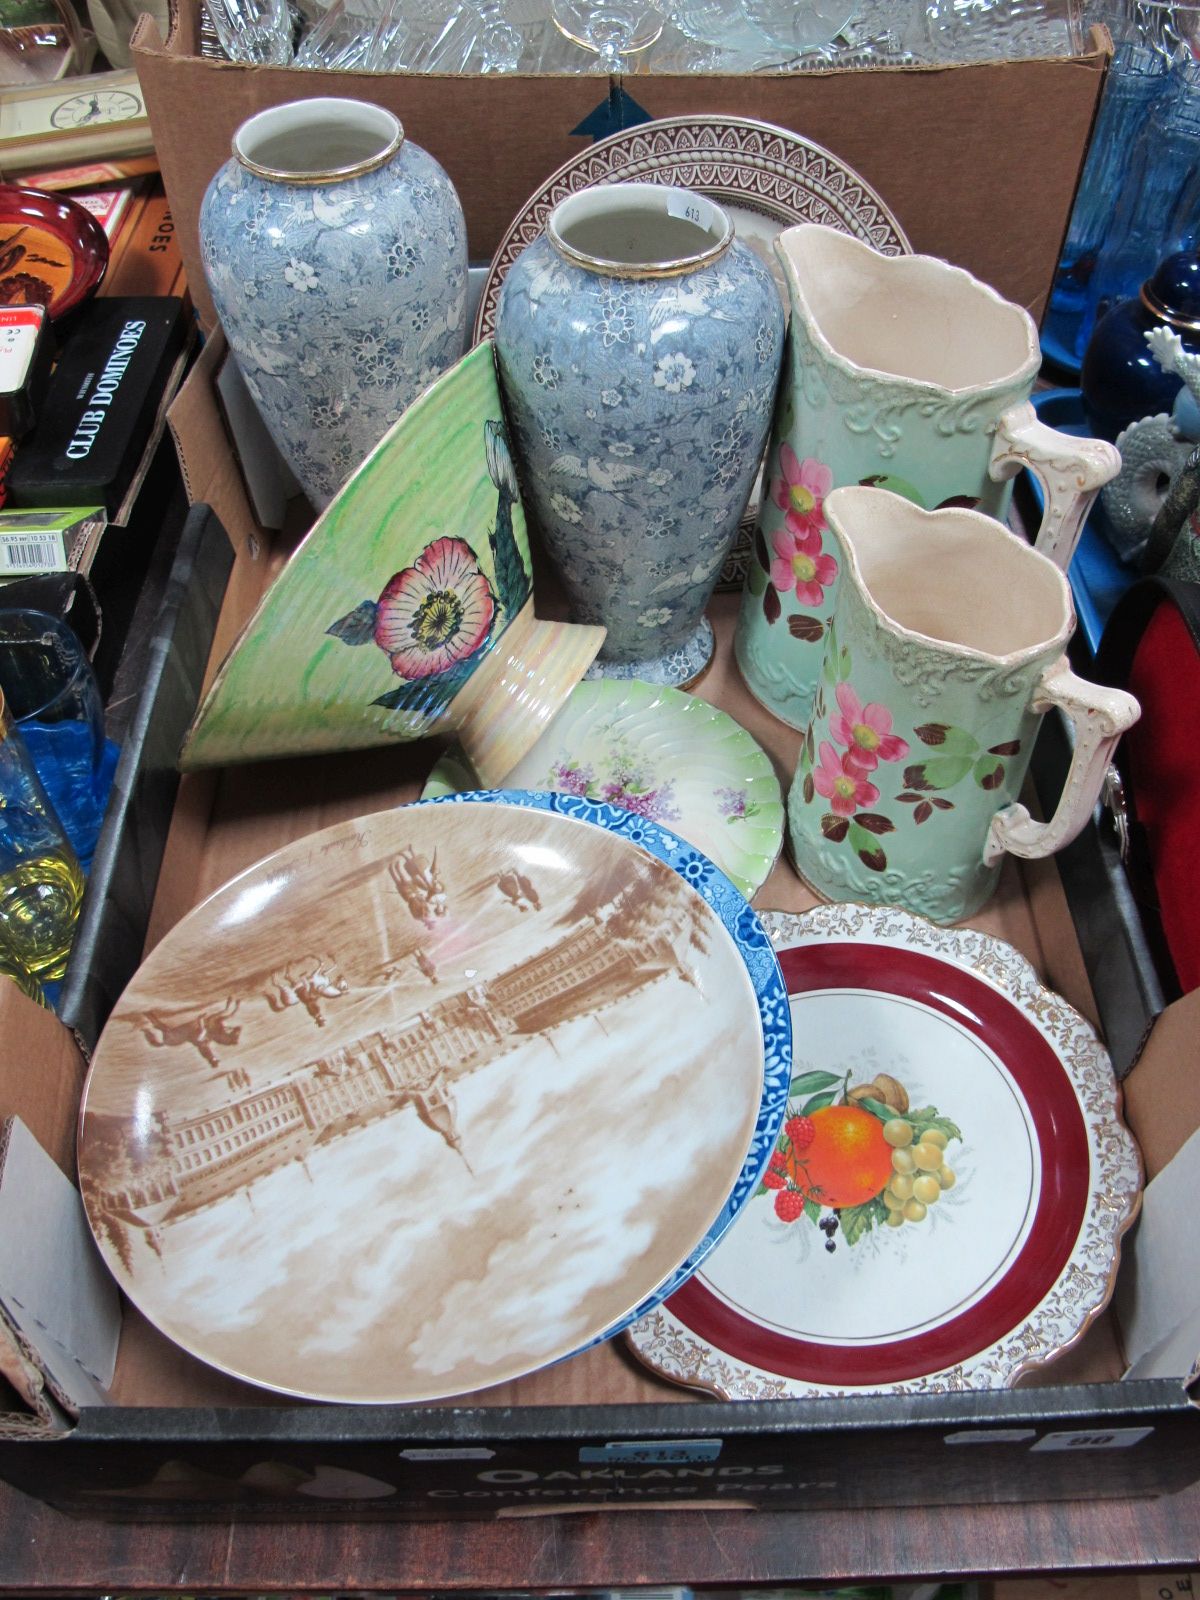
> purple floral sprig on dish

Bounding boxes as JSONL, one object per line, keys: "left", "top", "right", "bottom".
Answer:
{"left": 551, "top": 761, "right": 594, "bottom": 798}
{"left": 600, "top": 773, "right": 681, "bottom": 824}
{"left": 715, "top": 785, "right": 760, "bottom": 823}
{"left": 548, "top": 755, "right": 681, "bottom": 824}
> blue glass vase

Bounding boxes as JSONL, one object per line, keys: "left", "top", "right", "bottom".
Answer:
{"left": 1081, "top": 58, "right": 1200, "bottom": 360}
{"left": 1042, "top": 41, "right": 1169, "bottom": 371}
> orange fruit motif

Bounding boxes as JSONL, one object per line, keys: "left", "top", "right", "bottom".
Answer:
{"left": 791, "top": 1104, "right": 893, "bottom": 1209}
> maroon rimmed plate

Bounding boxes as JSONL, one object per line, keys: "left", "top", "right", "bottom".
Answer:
{"left": 626, "top": 903, "right": 1142, "bottom": 1397}
{"left": 0, "top": 185, "right": 108, "bottom": 320}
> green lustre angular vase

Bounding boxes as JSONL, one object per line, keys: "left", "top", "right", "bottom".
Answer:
{"left": 180, "top": 343, "right": 604, "bottom": 783}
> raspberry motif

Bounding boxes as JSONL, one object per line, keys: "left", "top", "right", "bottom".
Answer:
{"left": 768, "top": 1149, "right": 788, "bottom": 1172}
{"left": 774, "top": 1188, "right": 805, "bottom": 1223}
{"left": 785, "top": 1115, "right": 815, "bottom": 1150}
{"left": 762, "top": 1170, "right": 786, "bottom": 1190}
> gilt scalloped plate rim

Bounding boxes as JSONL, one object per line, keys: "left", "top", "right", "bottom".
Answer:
{"left": 420, "top": 679, "right": 785, "bottom": 899}
{"left": 473, "top": 113, "right": 911, "bottom": 344}
{"left": 77, "top": 790, "right": 792, "bottom": 1405}
{"left": 625, "top": 901, "right": 1143, "bottom": 1399}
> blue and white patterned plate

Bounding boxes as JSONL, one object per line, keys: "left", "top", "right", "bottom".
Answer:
{"left": 78, "top": 790, "right": 790, "bottom": 1403}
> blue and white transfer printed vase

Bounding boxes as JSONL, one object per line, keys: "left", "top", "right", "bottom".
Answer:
{"left": 494, "top": 182, "right": 785, "bottom": 688}
{"left": 199, "top": 97, "right": 468, "bottom": 509}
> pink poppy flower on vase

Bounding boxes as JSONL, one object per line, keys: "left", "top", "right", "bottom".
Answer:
{"left": 374, "top": 536, "right": 495, "bottom": 680}
{"left": 772, "top": 443, "right": 833, "bottom": 540}
{"left": 813, "top": 742, "right": 879, "bottom": 817}
{"left": 828, "top": 682, "right": 910, "bottom": 772}
{"left": 769, "top": 526, "right": 838, "bottom": 607}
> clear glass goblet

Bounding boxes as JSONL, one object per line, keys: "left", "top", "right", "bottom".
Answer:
{"left": 919, "top": 0, "right": 1077, "bottom": 60}
{"left": 551, "top": 0, "right": 664, "bottom": 70}
{"left": 470, "top": 0, "right": 523, "bottom": 68}
{"left": 741, "top": 0, "right": 855, "bottom": 52}
{"left": 295, "top": 0, "right": 372, "bottom": 69}
{"left": 660, "top": 0, "right": 791, "bottom": 68}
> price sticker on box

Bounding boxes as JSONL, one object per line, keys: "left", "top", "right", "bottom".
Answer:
{"left": 1029, "top": 1425, "right": 1155, "bottom": 1451}
{"left": 0, "top": 506, "right": 106, "bottom": 576}
{"left": 579, "top": 1439, "right": 724, "bottom": 1464}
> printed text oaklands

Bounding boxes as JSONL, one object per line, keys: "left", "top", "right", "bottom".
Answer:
{"left": 65, "top": 321, "right": 147, "bottom": 460}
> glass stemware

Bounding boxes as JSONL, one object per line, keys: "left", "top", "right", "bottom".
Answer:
{"left": 550, "top": 0, "right": 664, "bottom": 70}
{"left": 741, "top": 0, "right": 855, "bottom": 52}
{"left": 1124, "top": 0, "right": 1200, "bottom": 62}
{"left": 660, "top": 0, "right": 773, "bottom": 64}
{"left": 919, "top": 0, "right": 1080, "bottom": 59}
{"left": 470, "top": 0, "right": 524, "bottom": 68}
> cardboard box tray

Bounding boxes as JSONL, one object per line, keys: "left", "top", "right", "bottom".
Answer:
{"left": 0, "top": 336, "right": 1196, "bottom": 1523}
{"left": 131, "top": 6, "right": 1112, "bottom": 336}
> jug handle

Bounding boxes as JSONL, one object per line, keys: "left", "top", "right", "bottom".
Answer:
{"left": 983, "top": 658, "right": 1139, "bottom": 867}
{"left": 988, "top": 400, "right": 1121, "bottom": 571}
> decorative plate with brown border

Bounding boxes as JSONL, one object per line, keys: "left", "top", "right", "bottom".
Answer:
{"left": 77, "top": 792, "right": 790, "bottom": 1405}
{"left": 472, "top": 114, "right": 911, "bottom": 344}
{"left": 626, "top": 902, "right": 1143, "bottom": 1398}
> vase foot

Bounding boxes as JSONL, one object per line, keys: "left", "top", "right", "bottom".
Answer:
{"left": 450, "top": 602, "right": 606, "bottom": 787}
{"left": 584, "top": 618, "right": 714, "bottom": 690}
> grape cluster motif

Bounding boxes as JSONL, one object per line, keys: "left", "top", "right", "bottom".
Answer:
{"left": 758, "top": 1066, "right": 962, "bottom": 1249}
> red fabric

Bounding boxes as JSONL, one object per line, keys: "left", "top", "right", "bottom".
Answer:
{"left": 1125, "top": 601, "right": 1200, "bottom": 992}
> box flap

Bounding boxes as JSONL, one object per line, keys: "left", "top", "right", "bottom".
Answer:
{"left": 0, "top": 984, "right": 86, "bottom": 1179}
{"left": 1115, "top": 1115, "right": 1200, "bottom": 1382}
{"left": 1122, "top": 1306, "right": 1200, "bottom": 1386}
{"left": 0, "top": 1303, "right": 72, "bottom": 1438}
{"left": 1122, "top": 986, "right": 1200, "bottom": 1181}
{"left": 214, "top": 350, "right": 298, "bottom": 530}
{"left": 0, "top": 1116, "right": 121, "bottom": 1411}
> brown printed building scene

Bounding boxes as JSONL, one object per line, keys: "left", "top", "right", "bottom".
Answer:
{"left": 77, "top": 805, "right": 763, "bottom": 1402}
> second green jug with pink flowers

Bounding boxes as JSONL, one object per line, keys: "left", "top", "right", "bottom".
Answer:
{"left": 735, "top": 223, "right": 1121, "bottom": 730}
{"left": 787, "top": 486, "right": 1140, "bottom": 924}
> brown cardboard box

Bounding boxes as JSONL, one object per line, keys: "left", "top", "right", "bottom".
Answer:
{"left": 0, "top": 335, "right": 1198, "bottom": 1522}
{"left": 131, "top": 10, "right": 1111, "bottom": 334}
{"left": 984, "top": 1577, "right": 1196, "bottom": 1600}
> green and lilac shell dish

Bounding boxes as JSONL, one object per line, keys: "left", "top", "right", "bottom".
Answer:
{"left": 423, "top": 679, "right": 784, "bottom": 899}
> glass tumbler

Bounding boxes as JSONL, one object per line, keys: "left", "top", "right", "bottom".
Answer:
{"left": 0, "top": 609, "right": 108, "bottom": 865}
{"left": 0, "top": 686, "right": 84, "bottom": 984}
{"left": 0, "top": 924, "right": 46, "bottom": 1006}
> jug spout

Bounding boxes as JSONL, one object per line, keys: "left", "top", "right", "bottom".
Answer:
{"left": 772, "top": 224, "right": 1039, "bottom": 397}
{"left": 821, "top": 486, "right": 1074, "bottom": 668}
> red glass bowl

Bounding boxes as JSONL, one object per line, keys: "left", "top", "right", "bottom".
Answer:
{"left": 0, "top": 185, "right": 109, "bottom": 321}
